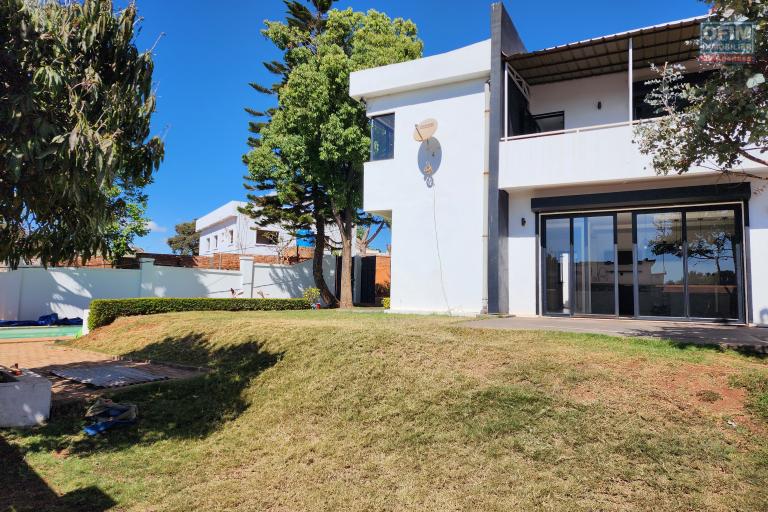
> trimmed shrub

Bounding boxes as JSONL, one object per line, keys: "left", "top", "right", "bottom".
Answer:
{"left": 88, "top": 297, "right": 310, "bottom": 330}
{"left": 382, "top": 297, "right": 391, "bottom": 309}
{"left": 303, "top": 287, "right": 321, "bottom": 304}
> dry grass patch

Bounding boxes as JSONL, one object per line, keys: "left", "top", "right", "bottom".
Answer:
{"left": 1, "top": 311, "right": 767, "bottom": 511}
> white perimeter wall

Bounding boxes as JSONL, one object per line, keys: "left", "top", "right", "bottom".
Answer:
{"left": 0, "top": 256, "right": 337, "bottom": 321}
{"left": 363, "top": 78, "right": 488, "bottom": 315}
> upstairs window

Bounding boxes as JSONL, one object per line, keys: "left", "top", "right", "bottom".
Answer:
{"left": 370, "top": 114, "right": 395, "bottom": 161}
{"left": 206, "top": 238, "right": 211, "bottom": 251}
{"left": 257, "top": 230, "right": 279, "bottom": 245}
{"left": 229, "top": 230, "right": 234, "bottom": 244}
{"left": 532, "top": 111, "right": 565, "bottom": 133}
{"left": 214, "top": 235, "right": 218, "bottom": 249}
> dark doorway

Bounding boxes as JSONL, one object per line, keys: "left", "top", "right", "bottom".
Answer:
{"left": 360, "top": 257, "right": 377, "bottom": 305}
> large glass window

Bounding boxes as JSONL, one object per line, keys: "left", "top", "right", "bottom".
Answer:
{"left": 370, "top": 114, "right": 394, "bottom": 161}
{"left": 635, "top": 212, "right": 685, "bottom": 317}
{"left": 686, "top": 210, "right": 739, "bottom": 320}
{"left": 542, "top": 206, "right": 743, "bottom": 321}
{"left": 573, "top": 216, "right": 615, "bottom": 315}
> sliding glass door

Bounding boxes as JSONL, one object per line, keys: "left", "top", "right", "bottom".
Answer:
{"left": 543, "top": 218, "right": 570, "bottom": 314}
{"left": 635, "top": 212, "right": 685, "bottom": 317}
{"left": 543, "top": 215, "right": 616, "bottom": 316}
{"left": 685, "top": 209, "right": 741, "bottom": 320}
{"left": 541, "top": 205, "right": 744, "bottom": 322}
{"left": 573, "top": 216, "right": 616, "bottom": 315}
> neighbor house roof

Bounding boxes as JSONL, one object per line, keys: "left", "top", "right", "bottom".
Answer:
{"left": 506, "top": 16, "right": 706, "bottom": 85}
{"left": 195, "top": 201, "right": 247, "bottom": 232}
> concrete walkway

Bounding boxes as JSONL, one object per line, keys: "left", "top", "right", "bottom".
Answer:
{"left": 463, "top": 316, "right": 768, "bottom": 353}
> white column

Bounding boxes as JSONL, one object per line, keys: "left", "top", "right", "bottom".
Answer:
{"left": 628, "top": 37, "right": 634, "bottom": 122}
{"left": 138, "top": 258, "right": 155, "bottom": 298}
{"left": 82, "top": 309, "right": 90, "bottom": 335}
{"left": 239, "top": 256, "right": 254, "bottom": 298}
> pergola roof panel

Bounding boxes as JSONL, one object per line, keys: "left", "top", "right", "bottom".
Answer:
{"left": 506, "top": 17, "right": 704, "bottom": 85}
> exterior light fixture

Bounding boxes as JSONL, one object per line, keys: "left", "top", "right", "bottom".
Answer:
{"left": 521, "top": 217, "right": 527, "bottom": 227}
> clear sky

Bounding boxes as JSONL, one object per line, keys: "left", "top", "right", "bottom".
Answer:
{"left": 128, "top": 0, "right": 708, "bottom": 253}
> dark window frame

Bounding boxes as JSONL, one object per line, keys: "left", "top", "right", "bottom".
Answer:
{"left": 256, "top": 230, "right": 279, "bottom": 246}
{"left": 370, "top": 113, "right": 395, "bottom": 161}
{"left": 532, "top": 111, "right": 565, "bottom": 134}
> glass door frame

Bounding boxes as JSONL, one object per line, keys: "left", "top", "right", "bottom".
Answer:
{"left": 541, "top": 211, "right": 619, "bottom": 318}
{"left": 539, "top": 202, "right": 746, "bottom": 323}
{"left": 632, "top": 204, "right": 745, "bottom": 323}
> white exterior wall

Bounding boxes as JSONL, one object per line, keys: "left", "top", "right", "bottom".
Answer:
{"left": 748, "top": 184, "right": 768, "bottom": 326}
{"left": 17, "top": 267, "right": 140, "bottom": 320}
{"left": 0, "top": 259, "right": 335, "bottom": 322}
{"left": 506, "top": 190, "right": 537, "bottom": 316}
{"left": 0, "top": 271, "right": 22, "bottom": 320}
{"left": 250, "top": 257, "right": 336, "bottom": 299}
{"left": 528, "top": 72, "right": 630, "bottom": 129}
{"left": 364, "top": 78, "right": 488, "bottom": 314}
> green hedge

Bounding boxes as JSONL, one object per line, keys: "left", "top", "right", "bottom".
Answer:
{"left": 88, "top": 297, "right": 310, "bottom": 330}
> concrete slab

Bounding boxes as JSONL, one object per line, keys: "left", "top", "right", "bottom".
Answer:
{"left": 463, "top": 316, "right": 768, "bottom": 353}
{"left": 0, "top": 340, "right": 205, "bottom": 404}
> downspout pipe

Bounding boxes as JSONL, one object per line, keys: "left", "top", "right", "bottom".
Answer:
{"left": 481, "top": 80, "right": 491, "bottom": 315}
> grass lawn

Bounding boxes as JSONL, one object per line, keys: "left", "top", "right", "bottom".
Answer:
{"left": 2, "top": 311, "right": 768, "bottom": 511}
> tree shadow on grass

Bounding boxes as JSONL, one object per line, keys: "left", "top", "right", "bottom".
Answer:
{"left": 0, "top": 437, "right": 115, "bottom": 512}
{"left": 14, "top": 333, "right": 283, "bottom": 457}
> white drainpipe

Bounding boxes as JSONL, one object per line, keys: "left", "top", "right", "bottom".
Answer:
{"left": 481, "top": 80, "right": 491, "bottom": 315}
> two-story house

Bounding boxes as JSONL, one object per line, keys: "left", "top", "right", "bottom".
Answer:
{"left": 195, "top": 201, "right": 292, "bottom": 257}
{"left": 350, "top": 3, "right": 768, "bottom": 325}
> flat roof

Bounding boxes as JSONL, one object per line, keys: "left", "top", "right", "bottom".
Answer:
{"left": 506, "top": 16, "right": 706, "bottom": 85}
{"left": 350, "top": 39, "right": 491, "bottom": 100}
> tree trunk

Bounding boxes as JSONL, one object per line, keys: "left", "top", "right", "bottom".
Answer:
{"left": 312, "top": 202, "right": 337, "bottom": 307}
{"left": 338, "top": 207, "right": 354, "bottom": 309}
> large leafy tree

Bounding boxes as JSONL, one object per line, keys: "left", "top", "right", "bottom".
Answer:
{"left": 635, "top": 1, "right": 768, "bottom": 179}
{"left": 0, "top": 0, "right": 164, "bottom": 269}
{"left": 166, "top": 221, "right": 200, "bottom": 256}
{"left": 245, "top": 6, "right": 421, "bottom": 307}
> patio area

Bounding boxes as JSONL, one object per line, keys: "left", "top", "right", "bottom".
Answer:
{"left": 0, "top": 339, "right": 205, "bottom": 405}
{"left": 464, "top": 316, "right": 768, "bottom": 353}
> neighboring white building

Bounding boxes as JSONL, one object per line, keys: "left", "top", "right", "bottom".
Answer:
{"left": 350, "top": 4, "right": 768, "bottom": 325}
{"left": 195, "top": 201, "right": 292, "bottom": 257}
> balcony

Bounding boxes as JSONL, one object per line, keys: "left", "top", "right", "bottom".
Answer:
{"left": 498, "top": 120, "right": 655, "bottom": 189}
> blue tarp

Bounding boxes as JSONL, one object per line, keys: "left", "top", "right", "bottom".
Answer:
{"left": 0, "top": 313, "right": 83, "bottom": 328}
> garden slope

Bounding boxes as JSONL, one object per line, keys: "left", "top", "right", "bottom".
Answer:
{"left": 3, "top": 310, "right": 768, "bottom": 511}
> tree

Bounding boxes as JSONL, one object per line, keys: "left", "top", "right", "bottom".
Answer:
{"left": 245, "top": 6, "right": 422, "bottom": 307}
{"left": 0, "top": 0, "right": 164, "bottom": 269}
{"left": 167, "top": 221, "right": 200, "bottom": 256}
{"left": 635, "top": 1, "right": 768, "bottom": 179}
{"left": 243, "top": 0, "right": 338, "bottom": 306}
{"left": 356, "top": 219, "right": 388, "bottom": 254}
{"left": 103, "top": 192, "right": 149, "bottom": 260}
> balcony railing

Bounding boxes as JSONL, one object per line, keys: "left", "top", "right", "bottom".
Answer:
{"left": 500, "top": 118, "right": 656, "bottom": 143}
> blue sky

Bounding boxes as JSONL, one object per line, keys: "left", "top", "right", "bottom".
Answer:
{"left": 129, "top": 0, "right": 708, "bottom": 253}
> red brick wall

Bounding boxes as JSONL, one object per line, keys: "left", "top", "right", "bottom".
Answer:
{"left": 74, "top": 246, "right": 315, "bottom": 270}
{"left": 374, "top": 256, "right": 391, "bottom": 298}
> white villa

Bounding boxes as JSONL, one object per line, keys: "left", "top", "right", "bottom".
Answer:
{"left": 350, "top": 3, "right": 768, "bottom": 325}
{"left": 195, "top": 201, "right": 292, "bottom": 257}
